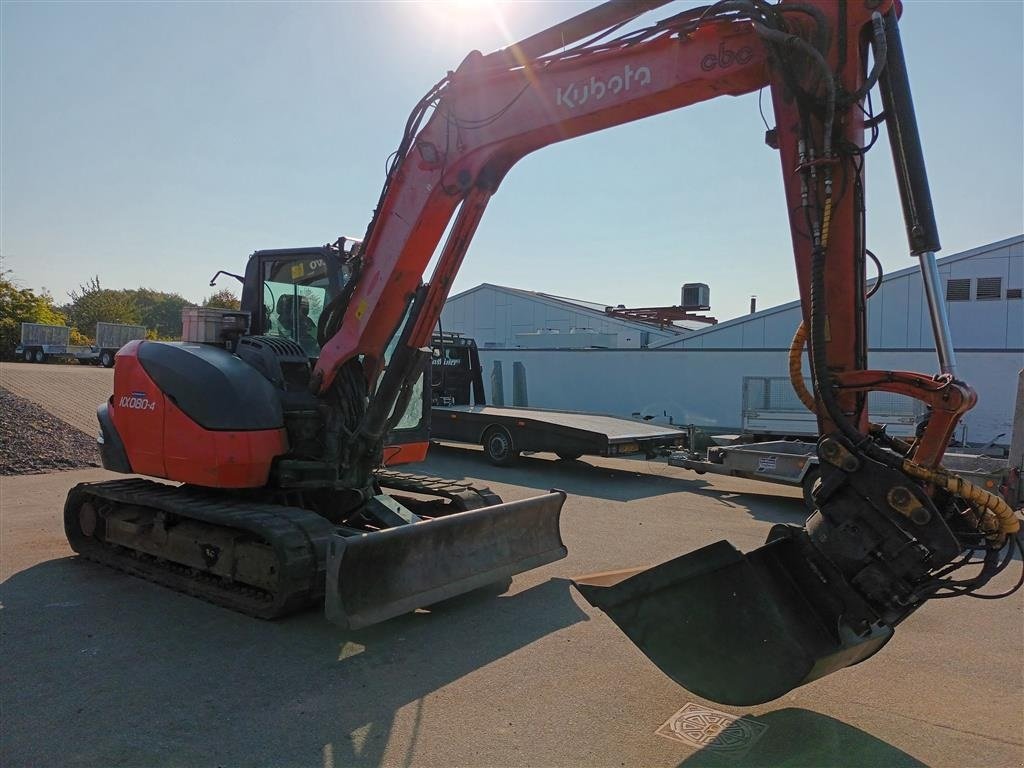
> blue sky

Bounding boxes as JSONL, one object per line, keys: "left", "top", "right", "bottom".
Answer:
{"left": 2, "top": 1, "right": 1022, "bottom": 321}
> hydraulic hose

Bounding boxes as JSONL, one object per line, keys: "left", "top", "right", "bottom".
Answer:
{"left": 901, "top": 462, "right": 1020, "bottom": 541}
{"left": 789, "top": 320, "right": 1021, "bottom": 542}
{"left": 788, "top": 322, "right": 817, "bottom": 413}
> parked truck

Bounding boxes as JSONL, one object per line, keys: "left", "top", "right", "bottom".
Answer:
{"left": 431, "top": 334, "right": 686, "bottom": 464}
{"left": 15, "top": 321, "right": 146, "bottom": 366}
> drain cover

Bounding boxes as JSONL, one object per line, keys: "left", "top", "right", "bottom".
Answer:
{"left": 656, "top": 702, "right": 768, "bottom": 755}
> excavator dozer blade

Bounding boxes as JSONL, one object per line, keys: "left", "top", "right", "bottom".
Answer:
{"left": 325, "top": 491, "right": 567, "bottom": 630}
{"left": 573, "top": 536, "right": 892, "bottom": 706}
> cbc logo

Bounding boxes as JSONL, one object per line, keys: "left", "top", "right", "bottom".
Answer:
{"left": 701, "top": 44, "right": 755, "bottom": 72}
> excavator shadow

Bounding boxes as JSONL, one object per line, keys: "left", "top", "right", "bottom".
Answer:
{"left": 676, "top": 707, "right": 925, "bottom": 768}
{"left": 425, "top": 443, "right": 809, "bottom": 524}
{"left": 0, "top": 557, "right": 588, "bottom": 767}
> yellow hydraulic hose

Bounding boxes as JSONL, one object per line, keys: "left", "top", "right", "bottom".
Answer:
{"left": 901, "top": 461, "right": 1019, "bottom": 539}
{"left": 788, "top": 321, "right": 1021, "bottom": 542}
{"left": 789, "top": 322, "right": 818, "bottom": 413}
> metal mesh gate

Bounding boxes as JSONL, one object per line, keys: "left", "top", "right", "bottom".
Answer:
{"left": 742, "top": 377, "right": 926, "bottom": 421}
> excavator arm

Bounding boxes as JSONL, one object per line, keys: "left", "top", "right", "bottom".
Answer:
{"left": 311, "top": 0, "right": 1022, "bottom": 704}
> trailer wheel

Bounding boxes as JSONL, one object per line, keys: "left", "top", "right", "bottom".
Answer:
{"left": 557, "top": 452, "right": 582, "bottom": 461}
{"left": 801, "top": 467, "right": 821, "bottom": 512}
{"left": 33, "top": 349, "right": 46, "bottom": 364}
{"left": 483, "top": 426, "right": 518, "bottom": 466}
{"left": 23, "top": 348, "right": 33, "bottom": 363}
{"left": 100, "top": 350, "right": 114, "bottom": 368}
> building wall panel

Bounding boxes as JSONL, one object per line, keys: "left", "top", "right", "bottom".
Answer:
{"left": 477, "top": 347, "right": 1022, "bottom": 445}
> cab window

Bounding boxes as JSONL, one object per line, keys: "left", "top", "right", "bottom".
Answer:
{"left": 261, "top": 256, "right": 332, "bottom": 357}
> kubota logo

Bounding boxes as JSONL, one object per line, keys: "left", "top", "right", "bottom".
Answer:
{"left": 119, "top": 391, "right": 157, "bottom": 411}
{"left": 701, "top": 43, "right": 754, "bottom": 71}
{"left": 556, "top": 64, "right": 652, "bottom": 109}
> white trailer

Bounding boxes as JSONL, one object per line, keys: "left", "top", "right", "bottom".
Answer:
{"left": 15, "top": 323, "right": 87, "bottom": 364}
{"left": 94, "top": 322, "right": 147, "bottom": 367}
{"left": 15, "top": 321, "right": 146, "bottom": 366}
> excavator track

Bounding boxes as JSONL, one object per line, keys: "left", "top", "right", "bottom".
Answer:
{"left": 65, "top": 479, "right": 336, "bottom": 620}
{"left": 64, "top": 472, "right": 506, "bottom": 621}
{"left": 374, "top": 469, "right": 502, "bottom": 511}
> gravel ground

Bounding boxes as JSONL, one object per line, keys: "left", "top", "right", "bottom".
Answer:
{"left": 0, "top": 387, "right": 100, "bottom": 475}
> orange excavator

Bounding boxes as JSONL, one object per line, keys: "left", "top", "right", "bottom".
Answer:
{"left": 65, "top": 0, "right": 1021, "bottom": 706}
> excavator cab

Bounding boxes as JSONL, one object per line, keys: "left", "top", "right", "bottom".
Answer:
{"left": 235, "top": 241, "right": 433, "bottom": 465}
{"left": 239, "top": 240, "right": 357, "bottom": 357}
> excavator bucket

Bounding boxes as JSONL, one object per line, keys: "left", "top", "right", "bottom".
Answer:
{"left": 325, "top": 491, "right": 567, "bottom": 630}
{"left": 573, "top": 535, "right": 893, "bottom": 706}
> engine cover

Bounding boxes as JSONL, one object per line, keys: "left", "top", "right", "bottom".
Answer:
{"left": 104, "top": 340, "right": 289, "bottom": 488}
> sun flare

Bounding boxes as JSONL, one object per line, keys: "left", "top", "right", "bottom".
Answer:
{"left": 417, "top": 0, "right": 513, "bottom": 43}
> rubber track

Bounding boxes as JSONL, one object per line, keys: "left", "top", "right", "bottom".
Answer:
{"left": 65, "top": 479, "right": 336, "bottom": 620}
{"left": 374, "top": 469, "right": 502, "bottom": 510}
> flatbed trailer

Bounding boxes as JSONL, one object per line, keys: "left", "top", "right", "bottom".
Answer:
{"left": 673, "top": 368, "right": 1024, "bottom": 511}
{"left": 433, "top": 403, "right": 686, "bottom": 465}
{"left": 673, "top": 440, "right": 1021, "bottom": 512}
{"left": 429, "top": 334, "right": 684, "bottom": 464}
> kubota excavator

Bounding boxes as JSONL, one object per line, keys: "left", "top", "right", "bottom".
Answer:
{"left": 65, "top": 0, "right": 1022, "bottom": 706}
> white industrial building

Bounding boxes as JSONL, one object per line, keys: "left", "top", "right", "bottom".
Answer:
{"left": 441, "top": 235, "right": 1023, "bottom": 445}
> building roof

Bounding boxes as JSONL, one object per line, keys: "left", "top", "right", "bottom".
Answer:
{"left": 445, "top": 282, "right": 704, "bottom": 336}
{"left": 649, "top": 234, "right": 1023, "bottom": 349}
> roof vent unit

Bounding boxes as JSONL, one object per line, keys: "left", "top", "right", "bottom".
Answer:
{"left": 681, "top": 283, "right": 710, "bottom": 310}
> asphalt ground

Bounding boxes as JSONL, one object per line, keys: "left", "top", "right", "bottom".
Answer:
{"left": 1, "top": 362, "right": 1022, "bottom": 768}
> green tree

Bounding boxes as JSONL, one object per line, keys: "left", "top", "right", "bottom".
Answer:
{"left": 122, "top": 287, "right": 190, "bottom": 339}
{"left": 68, "top": 327, "right": 91, "bottom": 345}
{"left": 0, "top": 271, "right": 67, "bottom": 360}
{"left": 68, "top": 277, "right": 140, "bottom": 339}
{"left": 203, "top": 288, "right": 241, "bottom": 310}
